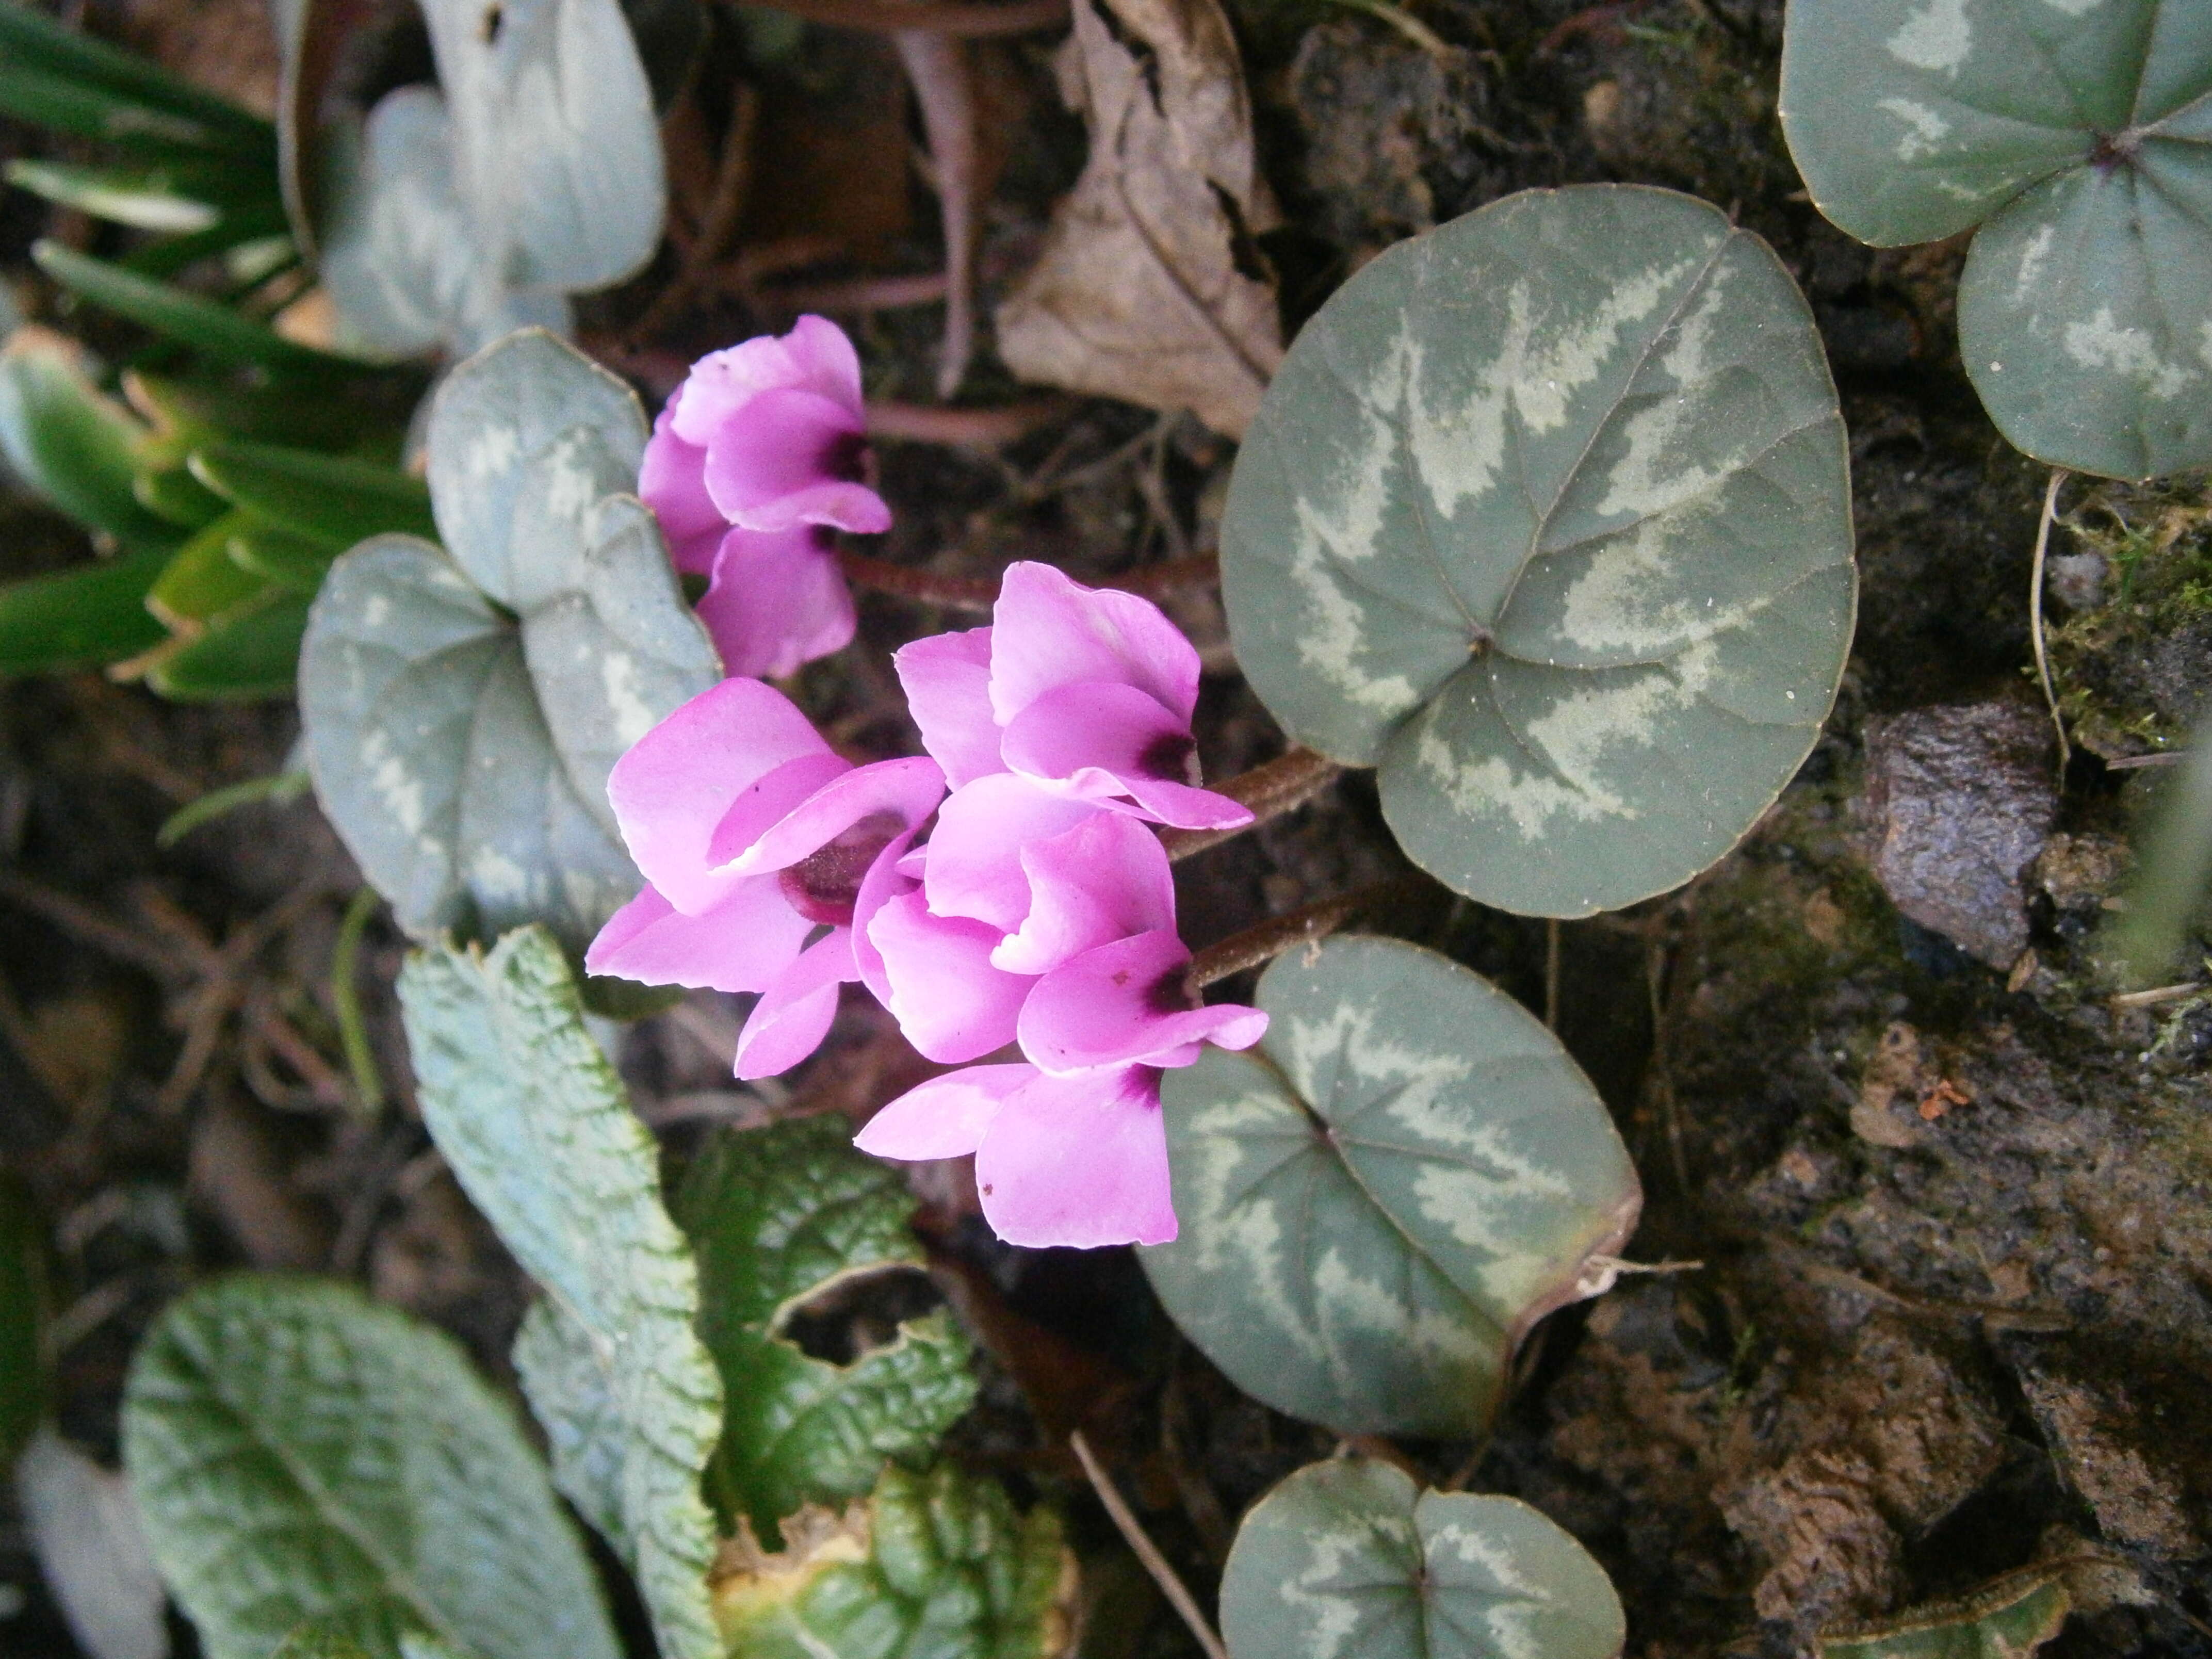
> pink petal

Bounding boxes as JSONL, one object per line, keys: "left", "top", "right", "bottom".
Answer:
{"left": 892, "top": 626, "right": 1002, "bottom": 789}
{"left": 638, "top": 405, "right": 724, "bottom": 576}
{"left": 714, "top": 756, "right": 945, "bottom": 877}
{"left": 701, "top": 387, "right": 890, "bottom": 535}
{"left": 849, "top": 824, "right": 921, "bottom": 1006}
{"left": 670, "top": 316, "right": 866, "bottom": 442}
{"left": 992, "top": 811, "right": 1176, "bottom": 977}
{"left": 999, "top": 681, "right": 1251, "bottom": 831}
{"left": 867, "top": 889, "right": 1033, "bottom": 1063}
{"left": 582, "top": 878, "right": 812, "bottom": 993}
{"left": 696, "top": 525, "right": 856, "bottom": 678}
{"left": 920, "top": 774, "right": 1098, "bottom": 933}
{"left": 1018, "top": 929, "right": 1269, "bottom": 1075}
{"left": 973, "top": 1067, "right": 1177, "bottom": 1247}
{"left": 606, "top": 678, "right": 839, "bottom": 915}
{"left": 854, "top": 1063, "right": 1034, "bottom": 1161}
{"left": 734, "top": 927, "right": 856, "bottom": 1079}
{"left": 988, "top": 561, "right": 1201, "bottom": 728}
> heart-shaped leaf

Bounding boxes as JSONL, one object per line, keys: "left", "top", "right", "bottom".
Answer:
{"left": 300, "top": 330, "right": 717, "bottom": 953}
{"left": 1140, "top": 935, "right": 1639, "bottom": 1438}
{"left": 121, "top": 1274, "right": 620, "bottom": 1659}
{"left": 675, "top": 1118, "right": 979, "bottom": 1539}
{"left": 397, "top": 926, "right": 725, "bottom": 1659}
{"left": 711, "top": 1463, "right": 1074, "bottom": 1659}
{"left": 1219, "top": 1459, "right": 1624, "bottom": 1659}
{"left": 1781, "top": 0, "right": 2212, "bottom": 479}
{"left": 1219, "top": 185, "right": 1854, "bottom": 917}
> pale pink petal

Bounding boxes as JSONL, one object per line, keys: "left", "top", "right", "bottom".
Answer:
{"left": 734, "top": 927, "right": 856, "bottom": 1079}
{"left": 854, "top": 1063, "right": 1034, "bottom": 1161}
{"left": 715, "top": 756, "right": 945, "bottom": 877}
{"left": 696, "top": 525, "right": 856, "bottom": 678}
{"left": 991, "top": 811, "right": 1175, "bottom": 977}
{"left": 867, "top": 889, "right": 1033, "bottom": 1063}
{"left": 988, "top": 561, "right": 1201, "bottom": 727}
{"left": 606, "top": 678, "right": 838, "bottom": 915}
{"left": 701, "top": 387, "right": 890, "bottom": 535}
{"left": 892, "top": 626, "right": 1002, "bottom": 788}
{"left": 670, "top": 316, "right": 866, "bottom": 443}
{"left": 920, "top": 773, "right": 1098, "bottom": 932}
{"left": 639, "top": 411, "right": 725, "bottom": 577}
{"left": 1018, "top": 929, "right": 1269, "bottom": 1075}
{"left": 973, "top": 1066, "right": 1177, "bottom": 1247}
{"left": 999, "top": 681, "right": 1250, "bottom": 831}
{"left": 849, "top": 824, "right": 921, "bottom": 1006}
{"left": 582, "top": 879, "right": 812, "bottom": 993}
{"left": 700, "top": 751, "right": 852, "bottom": 873}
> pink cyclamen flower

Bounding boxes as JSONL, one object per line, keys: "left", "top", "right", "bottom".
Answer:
{"left": 639, "top": 316, "right": 887, "bottom": 678}
{"left": 584, "top": 676, "right": 942, "bottom": 1079}
{"left": 896, "top": 561, "right": 1253, "bottom": 831}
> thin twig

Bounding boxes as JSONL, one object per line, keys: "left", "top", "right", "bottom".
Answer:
{"left": 2030, "top": 467, "right": 2072, "bottom": 777}
{"left": 765, "top": 271, "right": 949, "bottom": 314}
{"left": 2106, "top": 750, "right": 2186, "bottom": 770}
{"left": 1544, "top": 919, "right": 1561, "bottom": 1031}
{"left": 892, "top": 31, "right": 978, "bottom": 398}
{"left": 866, "top": 396, "right": 1072, "bottom": 448}
{"left": 1163, "top": 746, "right": 1343, "bottom": 863}
{"left": 1069, "top": 1429, "right": 1228, "bottom": 1659}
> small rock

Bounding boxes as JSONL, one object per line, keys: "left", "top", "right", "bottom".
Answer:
{"left": 1861, "top": 701, "right": 2057, "bottom": 967}
{"left": 2046, "top": 550, "right": 2107, "bottom": 612}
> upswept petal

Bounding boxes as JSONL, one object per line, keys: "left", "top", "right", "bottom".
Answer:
{"left": 850, "top": 823, "right": 921, "bottom": 1007}
{"left": 713, "top": 756, "right": 945, "bottom": 878}
{"left": 854, "top": 1063, "right": 1034, "bottom": 1161}
{"left": 701, "top": 386, "right": 890, "bottom": 535}
{"left": 582, "top": 879, "right": 812, "bottom": 994}
{"left": 734, "top": 926, "right": 856, "bottom": 1079}
{"left": 892, "top": 626, "right": 1001, "bottom": 789}
{"left": 972, "top": 1066, "right": 1177, "bottom": 1247}
{"left": 999, "top": 681, "right": 1251, "bottom": 831}
{"left": 1018, "top": 929, "right": 1268, "bottom": 1075}
{"left": 696, "top": 525, "right": 856, "bottom": 678}
{"left": 988, "top": 561, "right": 1201, "bottom": 726}
{"left": 637, "top": 409, "right": 723, "bottom": 576}
{"left": 920, "top": 773, "right": 1098, "bottom": 933}
{"left": 670, "top": 314, "right": 866, "bottom": 442}
{"left": 867, "top": 889, "right": 1033, "bottom": 1063}
{"left": 991, "top": 811, "right": 1176, "bottom": 976}
{"left": 606, "top": 677, "right": 839, "bottom": 915}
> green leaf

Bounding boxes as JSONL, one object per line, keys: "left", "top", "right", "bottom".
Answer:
{"left": 300, "top": 331, "right": 718, "bottom": 953}
{"left": 121, "top": 1273, "right": 621, "bottom": 1659}
{"left": 396, "top": 928, "right": 725, "bottom": 1659}
{"left": 1218, "top": 185, "right": 1855, "bottom": 916}
{"left": 133, "top": 457, "right": 229, "bottom": 530}
{"left": 0, "top": 328, "right": 182, "bottom": 551}
{"left": 675, "top": 1118, "right": 979, "bottom": 1539}
{"left": 147, "top": 589, "right": 310, "bottom": 700}
{"left": 5, "top": 157, "right": 221, "bottom": 233}
{"left": 226, "top": 519, "right": 340, "bottom": 590}
{"left": 1140, "top": 935, "right": 1640, "bottom": 1438}
{"left": 125, "top": 367, "right": 421, "bottom": 454}
{"left": 189, "top": 438, "right": 435, "bottom": 547}
{"left": 1218, "top": 1459, "right": 1624, "bottom": 1659}
{"left": 148, "top": 513, "right": 272, "bottom": 624}
{"left": 34, "top": 240, "right": 373, "bottom": 378}
{"left": 273, "top": 1617, "right": 469, "bottom": 1659}
{"left": 0, "top": 544, "right": 170, "bottom": 675}
{"left": 0, "top": 1175, "right": 46, "bottom": 1471}
{"left": 0, "top": 0, "right": 275, "bottom": 153}
{"left": 1819, "top": 1567, "right": 2071, "bottom": 1659}
{"left": 1780, "top": 0, "right": 2212, "bottom": 479}
{"left": 712, "top": 1463, "right": 1074, "bottom": 1659}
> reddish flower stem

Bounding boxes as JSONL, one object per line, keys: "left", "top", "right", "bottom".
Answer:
{"left": 838, "top": 548, "right": 1224, "bottom": 613}
{"left": 1161, "top": 744, "right": 1342, "bottom": 863}
{"left": 1185, "top": 875, "right": 1426, "bottom": 991}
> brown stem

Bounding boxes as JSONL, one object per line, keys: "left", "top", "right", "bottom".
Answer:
{"left": 1185, "top": 876, "right": 1420, "bottom": 990}
{"left": 760, "top": 0, "right": 1069, "bottom": 35}
{"left": 839, "top": 549, "right": 1225, "bottom": 614}
{"left": 1162, "top": 745, "right": 1342, "bottom": 862}
{"left": 891, "top": 31, "right": 979, "bottom": 398}
{"left": 1069, "top": 1430, "right": 1228, "bottom": 1659}
{"left": 865, "top": 396, "right": 1071, "bottom": 448}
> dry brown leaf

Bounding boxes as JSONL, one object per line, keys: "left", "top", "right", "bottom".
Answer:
{"left": 995, "top": 0, "right": 1281, "bottom": 436}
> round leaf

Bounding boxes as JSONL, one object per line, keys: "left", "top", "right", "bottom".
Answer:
{"left": 1219, "top": 185, "right": 1853, "bottom": 916}
{"left": 1219, "top": 1459, "right": 1624, "bottom": 1659}
{"left": 1781, "top": 0, "right": 2212, "bottom": 479}
{"left": 1140, "top": 935, "right": 1639, "bottom": 1438}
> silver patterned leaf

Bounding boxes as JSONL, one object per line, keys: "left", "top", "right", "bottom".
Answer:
{"left": 1139, "top": 936, "right": 1640, "bottom": 1439}
{"left": 1219, "top": 185, "right": 1854, "bottom": 917}
{"left": 1219, "top": 1459, "right": 1624, "bottom": 1659}
{"left": 1781, "top": 0, "right": 2212, "bottom": 479}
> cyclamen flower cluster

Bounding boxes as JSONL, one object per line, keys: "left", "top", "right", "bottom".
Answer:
{"left": 587, "top": 561, "right": 1266, "bottom": 1248}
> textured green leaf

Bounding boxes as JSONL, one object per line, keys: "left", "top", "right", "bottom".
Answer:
{"left": 0, "top": 544, "right": 169, "bottom": 675}
{"left": 1781, "top": 0, "right": 2212, "bottom": 478}
{"left": 396, "top": 928, "right": 725, "bottom": 1659}
{"left": 0, "top": 1175, "right": 46, "bottom": 1470}
{"left": 1141, "top": 935, "right": 1640, "bottom": 1438}
{"left": 0, "top": 328, "right": 182, "bottom": 551}
{"left": 273, "top": 1616, "right": 469, "bottom": 1659}
{"left": 712, "top": 1463, "right": 1073, "bottom": 1659}
{"left": 675, "top": 1118, "right": 979, "bottom": 1539}
{"left": 1219, "top": 185, "right": 1853, "bottom": 916}
{"left": 1820, "top": 1567, "right": 2070, "bottom": 1659}
{"left": 121, "top": 1274, "right": 619, "bottom": 1659}
{"left": 300, "top": 331, "right": 717, "bottom": 953}
{"left": 1219, "top": 1459, "right": 1624, "bottom": 1659}
{"left": 147, "top": 589, "right": 310, "bottom": 700}
{"left": 189, "top": 439, "right": 434, "bottom": 548}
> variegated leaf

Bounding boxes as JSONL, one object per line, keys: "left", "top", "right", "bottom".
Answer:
{"left": 1219, "top": 185, "right": 1853, "bottom": 916}
{"left": 1819, "top": 1566, "right": 2071, "bottom": 1659}
{"left": 1219, "top": 1459, "right": 1624, "bottom": 1659}
{"left": 1139, "top": 936, "right": 1639, "bottom": 1439}
{"left": 1781, "top": 0, "right": 2212, "bottom": 479}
